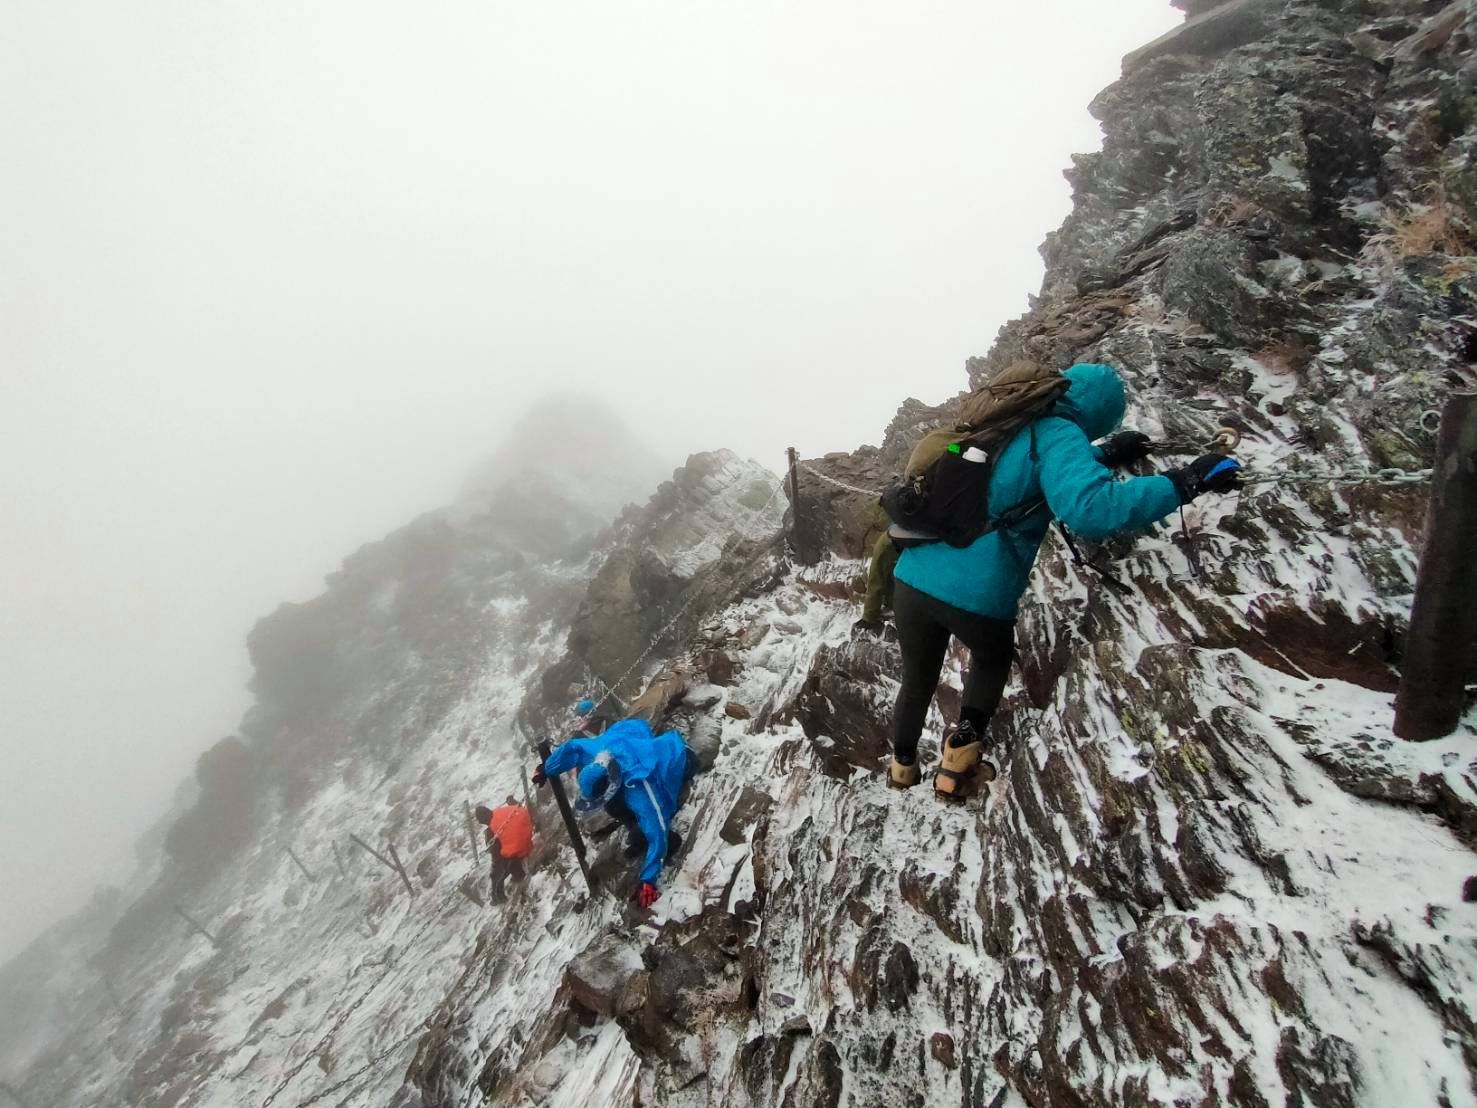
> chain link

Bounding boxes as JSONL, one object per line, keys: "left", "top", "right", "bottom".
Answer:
{"left": 798, "top": 464, "right": 885, "bottom": 498}
{"left": 799, "top": 452, "right": 1435, "bottom": 496}
{"left": 1238, "top": 466, "right": 1434, "bottom": 487}
{"left": 569, "top": 478, "right": 788, "bottom": 723}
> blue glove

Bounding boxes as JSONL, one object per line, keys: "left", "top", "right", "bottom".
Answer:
{"left": 1166, "top": 454, "right": 1242, "bottom": 502}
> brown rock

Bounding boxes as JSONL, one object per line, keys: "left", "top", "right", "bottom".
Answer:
{"left": 564, "top": 934, "right": 647, "bottom": 1018}
{"left": 929, "top": 1032, "right": 957, "bottom": 1069}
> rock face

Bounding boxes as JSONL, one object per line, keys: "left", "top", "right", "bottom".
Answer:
{"left": 6, "top": 4, "right": 1477, "bottom": 1108}
{"left": 789, "top": 396, "right": 955, "bottom": 565}
{"left": 527, "top": 449, "right": 786, "bottom": 723}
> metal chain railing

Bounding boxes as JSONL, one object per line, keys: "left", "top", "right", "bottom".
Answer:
{"left": 567, "top": 477, "right": 789, "bottom": 724}
{"left": 798, "top": 464, "right": 885, "bottom": 498}
{"left": 797, "top": 457, "right": 1435, "bottom": 496}
{"left": 1238, "top": 466, "right": 1433, "bottom": 487}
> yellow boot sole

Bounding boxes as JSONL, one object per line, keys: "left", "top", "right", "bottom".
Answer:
{"left": 933, "top": 740, "right": 982, "bottom": 800}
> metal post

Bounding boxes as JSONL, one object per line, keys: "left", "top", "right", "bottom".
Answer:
{"left": 520, "top": 767, "right": 538, "bottom": 831}
{"left": 786, "top": 447, "right": 800, "bottom": 515}
{"left": 285, "top": 846, "right": 316, "bottom": 883}
{"left": 464, "top": 801, "right": 481, "bottom": 866}
{"left": 537, "top": 739, "right": 597, "bottom": 894}
{"left": 172, "top": 905, "right": 220, "bottom": 948}
{"left": 786, "top": 447, "right": 808, "bottom": 562}
{"left": 1395, "top": 391, "right": 1477, "bottom": 740}
{"left": 347, "top": 833, "right": 417, "bottom": 896}
{"left": 385, "top": 842, "right": 418, "bottom": 897}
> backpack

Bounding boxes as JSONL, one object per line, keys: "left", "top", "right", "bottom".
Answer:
{"left": 880, "top": 360, "right": 1069, "bottom": 549}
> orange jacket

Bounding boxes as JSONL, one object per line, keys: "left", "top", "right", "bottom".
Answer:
{"left": 488, "top": 804, "right": 533, "bottom": 859}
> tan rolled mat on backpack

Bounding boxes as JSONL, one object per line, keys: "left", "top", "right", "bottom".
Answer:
{"left": 898, "top": 360, "right": 1068, "bottom": 480}
{"left": 954, "top": 360, "right": 1069, "bottom": 443}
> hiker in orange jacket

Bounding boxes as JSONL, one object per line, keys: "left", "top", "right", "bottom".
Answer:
{"left": 475, "top": 796, "right": 533, "bottom": 904}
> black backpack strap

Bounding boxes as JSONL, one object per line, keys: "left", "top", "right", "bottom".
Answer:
{"left": 1055, "top": 524, "right": 1133, "bottom": 595}
{"left": 989, "top": 424, "right": 1048, "bottom": 532}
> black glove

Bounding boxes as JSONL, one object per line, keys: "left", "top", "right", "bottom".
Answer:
{"left": 1165, "top": 454, "right": 1243, "bottom": 503}
{"left": 532, "top": 762, "right": 548, "bottom": 788}
{"left": 1098, "top": 430, "right": 1154, "bottom": 468}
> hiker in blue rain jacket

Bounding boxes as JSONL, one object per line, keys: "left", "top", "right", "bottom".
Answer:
{"left": 537, "top": 718, "right": 691, "bottom": 908}
{"left": 889, "top": 361, "right": 1241, "bottom": 799}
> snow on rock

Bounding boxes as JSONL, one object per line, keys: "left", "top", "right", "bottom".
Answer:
{"left": 6, "top": 4, "right": 1477, "bottom": 1107}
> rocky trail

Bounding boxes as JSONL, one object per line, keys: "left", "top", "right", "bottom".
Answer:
{"left": 5, "top": 1, "right": 1477, "bottom": 1106}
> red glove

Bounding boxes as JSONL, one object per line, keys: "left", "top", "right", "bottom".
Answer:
{"left": 637, "top": 882, "right": 660, "bottom": 908}
{"left": 532, "top": 762, "right": 548, "bottom": 787}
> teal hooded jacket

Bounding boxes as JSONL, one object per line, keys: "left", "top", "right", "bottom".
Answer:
{"left": 893, "top": 363, "right": 1181, "bottom": 620}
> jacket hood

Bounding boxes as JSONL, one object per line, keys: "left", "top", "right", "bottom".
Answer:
{"left": 1054, "top": 363, "right": 1127, "bottom": 441}
{"left": 575, "top": 756, "right": 623, "bottom": 814}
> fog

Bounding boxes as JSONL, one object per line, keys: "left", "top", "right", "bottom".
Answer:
{"left": 0, "top": 0, "right": 1179, "bottom": 961}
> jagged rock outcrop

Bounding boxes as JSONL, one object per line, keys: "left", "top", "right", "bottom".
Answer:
{"left": 788, "top": 396, "right": 955, "bottom": 565}
{"left": 527, "top": 449, "right": 785, "bottom": 723}
{"left": 6, "top": 4, "right": 1477, "bottom": 1108}
{"left": 464, "top": 3, "right": 1477, "bottom": 1105}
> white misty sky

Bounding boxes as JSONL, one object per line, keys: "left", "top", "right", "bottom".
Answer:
{"left": 0, "top": 0, "right": 1179, "bottom": 960}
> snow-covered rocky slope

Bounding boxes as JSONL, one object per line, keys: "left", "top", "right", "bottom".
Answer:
{"left": 5, "top": 2, "right": 1477, "bottom": 1106}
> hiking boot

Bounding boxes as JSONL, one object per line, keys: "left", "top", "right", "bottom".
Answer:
{"left": 888, "top": 756, "right": 921, "bottom": 789}
{"left": 934, "top": 720, "right": 985, "bottom": 801}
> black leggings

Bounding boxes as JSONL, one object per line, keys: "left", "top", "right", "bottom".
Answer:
{"left": 891, "top": 579, "right": 1016, "bottom": 763}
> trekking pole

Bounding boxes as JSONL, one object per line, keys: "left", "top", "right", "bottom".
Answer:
{"left": 1162, "top": 427, "right": 1240, "bottom": 578}
{"left": 536, "top": 738, "right": 598, "bottom": 895}
{"left": 1177, "top": 505, "right": 1205, "bottom": 580}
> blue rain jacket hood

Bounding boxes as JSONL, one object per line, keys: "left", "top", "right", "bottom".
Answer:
{"left": 543, "top": 718, "right": 690, "bottom": 885}
{"left": 1052, "top": 361, "right": 1127, "bottom": 441}
{"left": 575, "top": 760, "right": 619, "bottom": 811}
{"left": 894, "top": 363, "right": 1181, "bottom": 620}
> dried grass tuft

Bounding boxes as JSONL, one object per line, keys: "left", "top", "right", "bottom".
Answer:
{"left": 1252, "top": 339, "right": 1314, "bottom": 376}
{"left": 1363, "top": 188, "right": 1477, "bottom": 272}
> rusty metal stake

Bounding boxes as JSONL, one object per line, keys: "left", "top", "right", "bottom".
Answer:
{"left": 520, "top": 767, "right": 539, "bottom": 831}
{"left": 385, "top": 842, "right": 418, "bottom": 898}
{"left": 285, "top": 846, "right": 316, "bottom": 883}
{"left": 1394, "top": 391, "right": 1477, "bottom": 740}
{"left": 172, "top": 905, "right": 220, "bottom": 948}
{"left": 786, "top": 446, "right": 809, "bottom": 563}
{"left": 464, "top": 800, "right": 481, "bottom": 867}
{"left": 347, "top": 833, "right": 417, "bottom": 896}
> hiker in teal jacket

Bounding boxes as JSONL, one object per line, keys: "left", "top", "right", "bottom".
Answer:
{"left": 890, "top": 361, "right": 1241, "bottom": 797}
